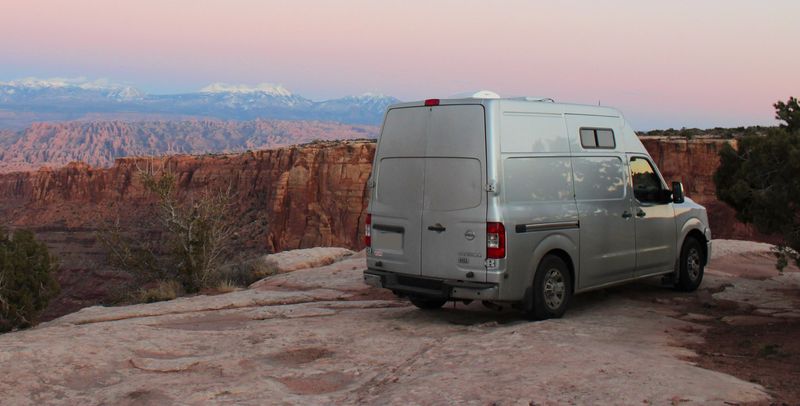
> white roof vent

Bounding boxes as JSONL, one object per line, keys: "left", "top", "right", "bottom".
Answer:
{"left": 449, "top": 90, "right": 501, "bottom": 99}
{"left": 471, "top": 90, "right": 501, "bottom": 99}
{"left": 508, "top": 96, "right": 555, "bottom": 102}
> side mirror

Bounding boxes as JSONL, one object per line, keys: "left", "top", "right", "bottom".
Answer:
{"left": 671, "top": 181, "right": 685, "bottom": 204}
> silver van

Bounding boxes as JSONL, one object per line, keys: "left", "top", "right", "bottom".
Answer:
{"left": 363, "top": 94, "right": 711, "bottom": 319}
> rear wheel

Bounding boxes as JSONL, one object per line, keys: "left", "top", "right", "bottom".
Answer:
{"left": 408, "top": 296, "right": 447, "bottom": 310}
{"left": 676, "top": 237, "right": 705, "bottom": 292}
{"left": 526, "top": 255, "right": 573, "bottom": 320}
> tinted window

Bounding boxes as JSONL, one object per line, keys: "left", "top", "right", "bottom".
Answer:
{"left": 580, "top": 128, "right": 616, "bottom": 149}
{"left": 377, "top": 158, "right": 424, "bottom": 208}
{"left": 597, "top": 130, "right": 615, "bottom": 148}
{"left": 630, "top": 157, "right": 663, "bottom": 202}
{"left": 424, "top": 158, "right": 482, "bottom": 210}
{"left": 504, "top": 157, "right": 573, "bottom": 202}
{"left": 580, "top": 129, "right": 596, "bottom": 148}
{"left": 573, "top": 157, "right": 625, "bottom": 200}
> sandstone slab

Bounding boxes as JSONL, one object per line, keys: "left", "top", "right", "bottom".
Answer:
{"left": 0, "top": 244, "right": 776, "bottom": 405}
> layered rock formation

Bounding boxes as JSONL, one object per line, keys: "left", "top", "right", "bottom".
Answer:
{"left": 0, "top": 137, "right": 774, "bottom": 268}
{"left": 0, "top": 119, "right": 378, "bottom": 173}
{"left": 0, "top": 141, "right": 375, "bottom": 269}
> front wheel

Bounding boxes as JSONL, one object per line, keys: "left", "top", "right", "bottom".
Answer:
{"left": 676, "top": 237, "right": 705, "bottom": 292}
{"left": 408, "top": 296, "right": 447, "bottom": 310}
{"left": 525, "top": 255, "right": 573, "bottom": 320}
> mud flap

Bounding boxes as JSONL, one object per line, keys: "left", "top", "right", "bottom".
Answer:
{"left": 523, "top": 286, "right": 535, "bottom": 313}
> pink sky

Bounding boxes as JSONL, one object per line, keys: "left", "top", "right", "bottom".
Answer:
{"left": 1, "top": 0, "right": 798, "bottom": 129}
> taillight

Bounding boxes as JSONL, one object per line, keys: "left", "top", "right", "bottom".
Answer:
{"left": 364, "top": 214, "right": 372, "bottom": 247}
{"left": 486, "top": 222, "right": 505, "bottom": 259}
{"left": 424, "top": 98, "right": 440, "bottom": 106}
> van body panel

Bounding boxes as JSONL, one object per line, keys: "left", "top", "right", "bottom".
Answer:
{"left": 675, "top": 199, "right": 712, "bottom": 265}
{"left": 504, "top": 230, "right": 580, "bottom": 300}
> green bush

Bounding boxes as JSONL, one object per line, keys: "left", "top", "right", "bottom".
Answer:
{"left": 0, "top": 228, "right": 60, "bottom": 332}
{"left": 715, "top": 97, "right": 800, "bottom": 271}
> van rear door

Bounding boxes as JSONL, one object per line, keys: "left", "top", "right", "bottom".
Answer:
{"left": 371, "top": 103, "right": 488, "bottom": 281}
{"left": 420, "top": 105, "right": 487, "bottom": 282}
{"left": 370, "top": 107, "right": 428, "bottom": 276}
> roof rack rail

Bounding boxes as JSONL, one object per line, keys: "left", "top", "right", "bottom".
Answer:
{"left": 508, "top": 96, "right": 555, "bottom": 103}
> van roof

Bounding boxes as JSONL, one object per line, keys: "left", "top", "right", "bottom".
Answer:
{"left": 388, "top": 97, "right": 623, "bottom": 118}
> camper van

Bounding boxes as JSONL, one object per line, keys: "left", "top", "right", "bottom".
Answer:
{"left": 362, "top": 93, "right": 711, "bottom": 319}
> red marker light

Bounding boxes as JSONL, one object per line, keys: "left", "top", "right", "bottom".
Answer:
{"left": 364, "top": 214, "right": 372, "bottom": 247}
{"left": 424, "top": 99, "right": 440, "bottom": 106}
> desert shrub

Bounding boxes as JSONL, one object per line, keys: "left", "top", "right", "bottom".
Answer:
{"left": 217, "top": 257, "right": 278, "bottom": 287}
{"left": 715, "top": 97, "right": 800, "bottom": 271}
{"left": 100, "top": 165, "right": 240, "bottom": 295}
{"left": 0, "top": 228, "right": 60, "bottom": 332}
{"left": 136, "top": 280, "right": 183, "bottom": 303}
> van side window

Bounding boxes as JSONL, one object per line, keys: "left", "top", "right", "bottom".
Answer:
{"left": 579, "top": 128, "right": 616, "bottom": 149}
{"left": 630, "top": 157, "right": 664, "bottom": 203}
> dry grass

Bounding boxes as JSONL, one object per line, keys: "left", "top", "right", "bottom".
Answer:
{"left": 136, "top": 280, "right": 183, "bottom": 303}
{"left": 214, "top": 280, "right": 239, "bottom": 294}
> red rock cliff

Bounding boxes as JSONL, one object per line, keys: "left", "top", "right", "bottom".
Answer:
{"left": 0, "top": 138, "right": 774, "bottom": 272}
{"left": 641, "top": 137, "right": 775, "bottom": 243}
{"left": 0, "top": 141, "right": 375, "bottom": 268}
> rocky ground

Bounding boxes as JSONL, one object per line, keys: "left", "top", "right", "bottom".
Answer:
{"left": 0, "top": 241, "right": 798, "bottom": 405}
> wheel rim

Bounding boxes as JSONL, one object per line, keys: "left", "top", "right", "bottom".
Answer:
{"left": 687, "top": 247, "right": 702, "bottom": 281}
{"left": 543, "top": 268, "right": 566, "bottom": 310}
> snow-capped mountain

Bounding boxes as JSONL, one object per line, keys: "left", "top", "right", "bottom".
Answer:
{"left": 0, "top": 77, "right": 399, "bottom": 128}
{"left": 0, "top": 77, "right": 144, "bottom": 103}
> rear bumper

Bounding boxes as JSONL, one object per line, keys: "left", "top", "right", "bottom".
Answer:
{"left": 364, "top": 269, "right": 499, "bottom": 301}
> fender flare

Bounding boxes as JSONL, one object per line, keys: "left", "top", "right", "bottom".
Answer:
{"left": 676, "top": 217, "right": 709, "bottom": 270}
{"left": 679, "top": 217, "right": 707, "bottom": 247}
{"left": 523, "top": 232, "right": 579, "bottom": 289}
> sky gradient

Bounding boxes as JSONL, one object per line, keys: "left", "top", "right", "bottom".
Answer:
{"left": 2, "top": 0, "right": 799, "bottom": 129}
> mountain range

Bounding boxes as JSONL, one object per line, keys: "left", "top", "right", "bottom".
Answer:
{"left": 0, "top": 78, "right": 399, "bottom": 129}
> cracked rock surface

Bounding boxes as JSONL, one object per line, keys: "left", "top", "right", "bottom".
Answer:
{"left": 1, "top": 242, "right": 793, "bottom": 405}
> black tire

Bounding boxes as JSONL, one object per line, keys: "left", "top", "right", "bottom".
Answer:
{"left": 525, "top": 255, "right": 573, "bottom": 320}
{"left": 408, "top": 296, "right": 447, "bottom": 310}
{"left": 676, "top": 237, "right": 705, "bottom": 292}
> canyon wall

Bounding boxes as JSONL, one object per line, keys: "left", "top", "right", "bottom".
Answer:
{"left": 0, "top": 137, "right": 772, "bottom": 271}
{"left": 640, "top": 137, "right": 775, "bottom": 243}
{"left": 0, "top": 140, "right": 375, "bottom": 270}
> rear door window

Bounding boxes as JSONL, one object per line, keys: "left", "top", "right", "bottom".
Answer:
{"left": 377, "top": 158, "right": 424, "bottom": 207}
{"left": 423, "top": 158, "right": 483, "bottom": 210}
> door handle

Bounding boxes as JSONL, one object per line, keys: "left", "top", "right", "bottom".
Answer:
{"left": 622, "top": 211, "right": 632, "bottom": 219}
{"left": 427, "top": 223, "right": 446, "bottom": 232}
{"left": 636, "top": 209, "right": 647, "bottom": 218}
